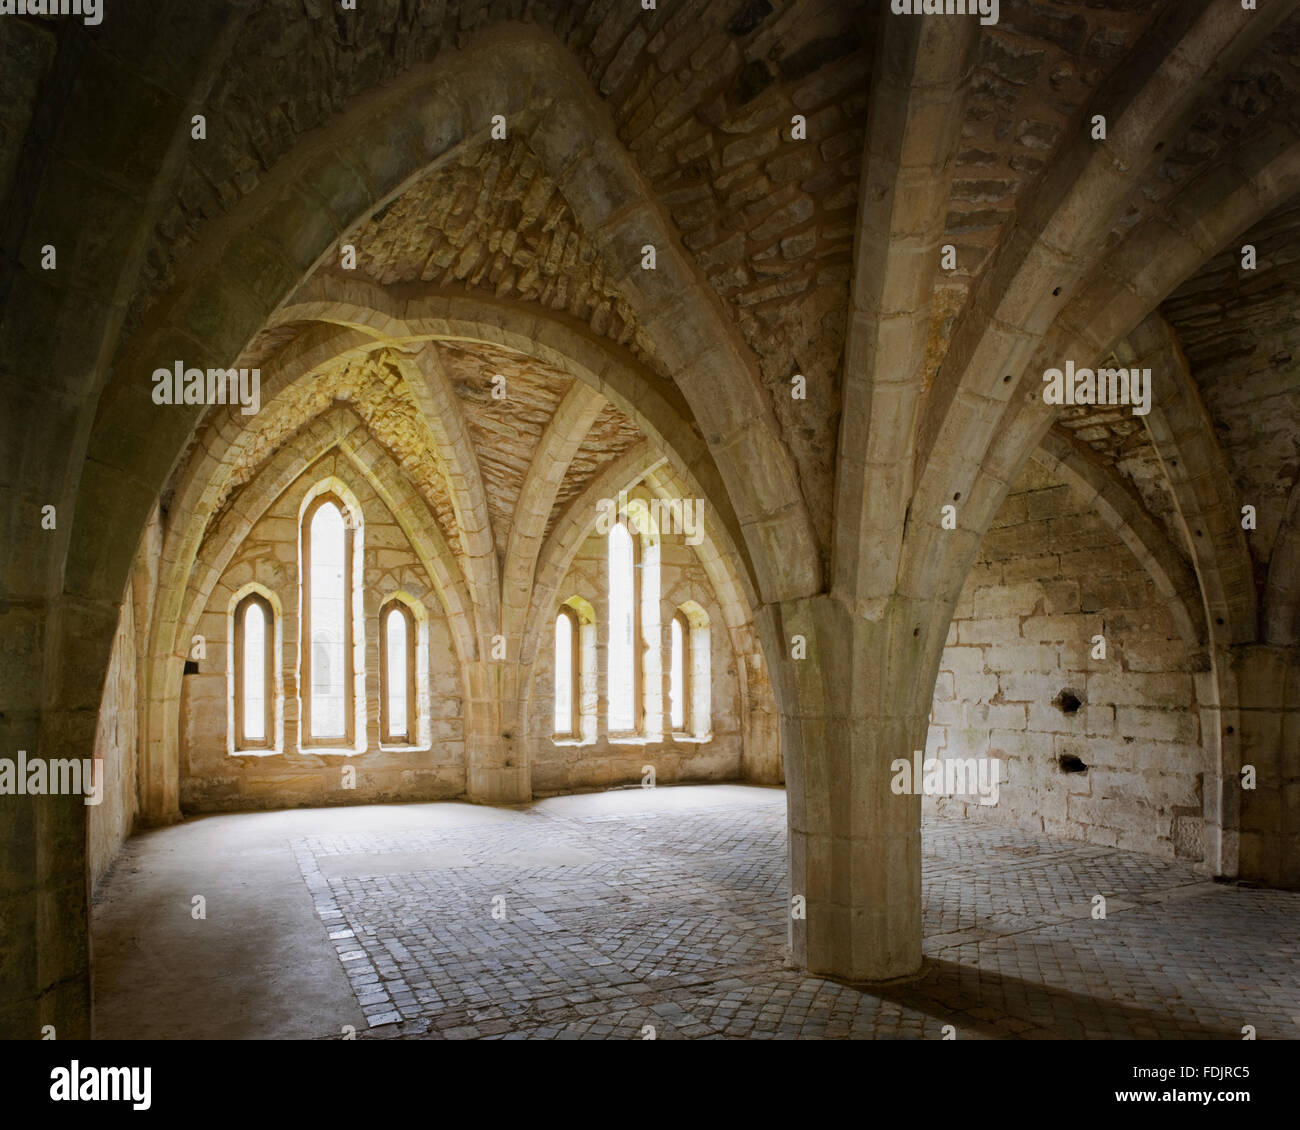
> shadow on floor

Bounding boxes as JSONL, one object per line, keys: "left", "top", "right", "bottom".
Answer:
{"left": 856, "top": 957, "right": 1243, "bottom": 1040}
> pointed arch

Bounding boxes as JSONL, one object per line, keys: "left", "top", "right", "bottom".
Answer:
{"left": 1031, "top": 430, "right": 1205, "bottom": 649}
{"left": 671, "top": 600, "right": 712, "bottom": 741}
{"left": 557, "top": 595, "right": 598, "bottom": 745}
{"left": 834, "top": 14, "right": 975, "bottom": 609}
{"left": 917, "top": 2, "right": 1288, "bottom": 498}
{"left": 387, "top": 344, "right": 499, "bottom": 625}
{"left": 79, "top": 26, "right": 815, "bottom": 666}
{"left": 227, "top": 583, "right": 282, "bottom": 756}
{"left": 379, "top": 592, "right": 427, "bottom": 748}
{"left": 299, "top": 479, "right": 364, "bottom": 750}
{"left": 902, "top": 121, "right": 1300, "bottom": 641}
{"left": 272, "top": 276, "right": 754, "bottom": 601}
{"left": 1120, "top": 315, "right": 1257, "bottom": 645}
{"left": 143, "top": 408, "right": 476, "bottom": 821}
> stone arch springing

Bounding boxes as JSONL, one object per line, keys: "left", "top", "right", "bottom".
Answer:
{"left": 803, "top": 94, "right": 1300, "bottom": 980}
{"left": 902, "top": 124, "right": 1300, "bottom": 880}
{"left": 915, "top": 4, "right": 1285, "bottom": 495}
{"left": 898, "top": 27, "right": 1300, "bottom": 681}
{"left": 897, "top": 116, "right": 1300, "bottom": 686}
{"left": 1118, "top": 316, "right": 1257, "bottom": 646}
{"left": 388, "top": 345, "right": 500, "bottom": 627}
{"left": 505, "top": 381, "right": 606, "bottom": 645}
{"left": 833, "top": 15, "right": 975, "bottom": 609}
{"left": 1031, "top": 431, "right": 1205, "bottom": 650}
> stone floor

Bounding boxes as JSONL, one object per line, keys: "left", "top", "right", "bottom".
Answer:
{"left": 92, "top": 784, "right": 1300, "bottom": 1040}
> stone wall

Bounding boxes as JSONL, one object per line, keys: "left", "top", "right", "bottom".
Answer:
{"left": 89, "top": 508, "right": 162, "bottom": 892}
{"left": 89, "top": 585, "right": 140, "bottom": 893}
{"left": 1233, "top": 645, "right": 1300, "bottom": 886}
{"left": 0, "top": 19, "right": 55, "bottom": 201}
{"left": 528, "top": 490, "right": 744, "bottom": 794}
{"left": 180, "top": 454, "right": 465, "bottom": 811}
{"left": 925, "top": 460, "right": 1207, "bottom": 861}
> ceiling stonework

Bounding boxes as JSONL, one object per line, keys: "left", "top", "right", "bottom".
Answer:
{"left": 928, "top": 7, "right": 1300, "bottom": 398}
{"left": 1161, "top": 197, "right": 1300, "bottom": 575}
{"left": 344, "top": 137, "right": 659, "bottom": 365}
{"left": 198, "top": 332, "right": 649, "bottom": 574}
{"left": 106, "top": 0, "right": 1300, "bottom": 656}
{"left": 437, "top": 337, "right": 571, "bottom": 561}
{"left": 207, "top": 348, "right": 464, "bottom": 555}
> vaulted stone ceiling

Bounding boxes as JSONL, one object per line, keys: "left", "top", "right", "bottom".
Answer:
{"left": 1053, "top": 392, "right": 1181, "bottom": 537}
{"left": 436, "top": 338, "right": 643, "bottom": 558}
{"left": 201, "top": 346, "right": 464, "bottom": 552}
{"left": 930, "top": 0, "right": 1164, "bottom": 353}
{"left": 131, "top": 0, "right": 872, "bottom": 551}
{"left": 549, "top": 401, "right": 645, "bottom": 538}
{"left": 1038, "top": 187, "right": 1300, "bottom": 603}
{"left": 9, "top": 0, "right": 1300, "bottom": 1042}
{"left": 345, "top": 138, "right": 658, "bottom": 364}
{"left": 1161, "top": 197, "right": 1300, "bottom": 577}
{"left": 190, "top": 331, "right": 648, "bottom": 576}
{"left": 145, "top": 0, "right": 1300, "bottom": 624}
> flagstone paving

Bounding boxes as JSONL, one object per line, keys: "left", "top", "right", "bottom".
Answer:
{"left": 284, "top": 786, "right": 1300, "bottom": 1040}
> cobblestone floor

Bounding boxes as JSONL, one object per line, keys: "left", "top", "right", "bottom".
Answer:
{"left": 288, "top": 786, "right": 1300, "bottom": 1040}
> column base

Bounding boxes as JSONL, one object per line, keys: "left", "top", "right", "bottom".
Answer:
{"left": 466, "top": 764, "right": 531, "bottom": 806}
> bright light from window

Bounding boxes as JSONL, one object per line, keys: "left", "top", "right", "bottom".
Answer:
{"left": 243, "top": 600, "right": 266, "bottom": 741}
{"left": 608, "top": 523, "right": 635, "bottom": 732}
{"left": 670, "top": 615, "right": 684, "bottom": 731}
{"left": 310, "top": 501, "right": 347, "bottom": 739}
{"left": 554, "top": 612, "right": 574, "bottom": 734}
{"left": 385, "top": 605, "right": 407, "bottom": 741}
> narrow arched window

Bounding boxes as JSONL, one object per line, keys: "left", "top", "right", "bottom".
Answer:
{"left": 303, "top": 496, "right": 354, "bottom": 745}
{"left": 608, "top": 521, "right": 640, "bottom": 734}
{"left": 381, "top": 601, "right": 416, "bottom": 744}
{"left": 234, "top": 592, "right": 273, "bottom": 749}
{"left": 554, "top": 606, "right": 579, "bottom": 737}
{"left": 670, "top": 610, "right": 691, "bottom": 733}
{"left": 672, "top": 602, "right": 711, "bottom": 740}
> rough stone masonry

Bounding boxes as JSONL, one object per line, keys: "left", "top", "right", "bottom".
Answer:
{"left": 0, "top": 0, "right": 1296, "bottom": 1048}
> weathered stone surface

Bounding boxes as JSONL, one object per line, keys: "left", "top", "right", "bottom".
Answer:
{"left": 1161, "top": 199, "right": 1300, "bottom": 576}
{"left": 928, "top": 460, "right": 1205, "bottom": 861}
{"left": 6, "top": 0, "right": 1300, "bottom": 1043}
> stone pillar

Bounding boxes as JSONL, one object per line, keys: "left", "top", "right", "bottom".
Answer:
{"left": 1231, "top": 645, "right": 1300, "bottom": 888}
{"left": 1196, "top": 651, "right": 1238, "bottom": 882}
{"left": 138, "top": 655, "right": 185, "bottom": 828}
{"left": 463, "top": 658, "right": 531, "bottom": 805}
{"left": 764, "top": 593, "right": 937, "bottom": 982}
{"left": 0, "top": 593, "right": 114, "bottom": 1039}
{"left": 0, "top": 598, "right": 49, "bottom": 1039}
{"left": 739, "top": 648, "right": 782, "bottom": 784}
